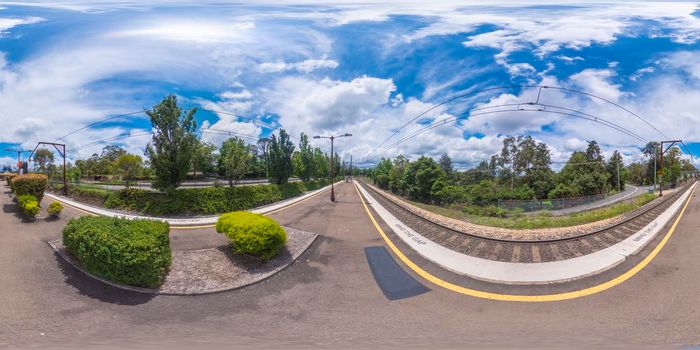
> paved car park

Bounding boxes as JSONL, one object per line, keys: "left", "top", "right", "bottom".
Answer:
{"left": 2, "top": 182, "right": 700, "bottom": 348}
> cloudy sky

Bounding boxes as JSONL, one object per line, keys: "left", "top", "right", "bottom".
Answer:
{"left": 0, "top": 1, "right": 699, "bottom": 170}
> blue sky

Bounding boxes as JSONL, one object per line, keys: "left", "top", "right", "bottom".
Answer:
{"left": 0, "top": 1, "right": 699, "bottom": 170}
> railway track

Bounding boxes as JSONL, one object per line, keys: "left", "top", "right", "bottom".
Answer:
{"left": 360, "top": 181, "right": 691, "bottom": 263}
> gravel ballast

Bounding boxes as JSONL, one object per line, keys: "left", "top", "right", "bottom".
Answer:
{"left": 361, "top": 181, "right": 685, "bottom": 242}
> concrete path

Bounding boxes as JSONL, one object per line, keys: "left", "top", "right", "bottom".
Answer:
{"left": 5, "top": 181, "right": 700, "bottom": 347}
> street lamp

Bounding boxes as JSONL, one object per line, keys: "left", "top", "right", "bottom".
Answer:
{"left": 313, "top": 133, "right": 352, "bottom": 202}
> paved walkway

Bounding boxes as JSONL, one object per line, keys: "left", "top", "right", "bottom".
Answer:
{"left": 4, "top": 182, "right": 700, "bottom": 347}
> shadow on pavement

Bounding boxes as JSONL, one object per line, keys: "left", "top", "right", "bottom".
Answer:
{"left": 54, "top": 252, "right": 156, "bottom": 305}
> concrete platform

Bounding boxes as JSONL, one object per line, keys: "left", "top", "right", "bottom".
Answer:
{"left": 355, "top": 180, "right": 696, "bottom": 284}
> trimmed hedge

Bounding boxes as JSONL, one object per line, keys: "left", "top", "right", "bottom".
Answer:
{"left": 63, "top": 216, "right": 171, "bottom": 288}
{"left": 18, "top": 194, "right": 40, "bottom": 217}
{"left": 47, "top": 201, "right": 63, "bottom": 217}
{"left": 216, "top": 211, "right": 286, "bottom": 261}
{"left": 11, "top": 174, "right": 48, "bottom": 202}
{"left": 103, "top": 179, "right": 331, "bottom": 216}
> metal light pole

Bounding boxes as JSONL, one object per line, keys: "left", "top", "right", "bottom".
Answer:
{"left": 656, "top": 140, "right": 693, "bottom": 197}
{"left": 313, "top": 133, "right": 352, "bottom": 202}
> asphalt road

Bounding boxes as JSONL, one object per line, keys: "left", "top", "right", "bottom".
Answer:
{"left": 2, "top": 182, "right": 700, "bottom": 348}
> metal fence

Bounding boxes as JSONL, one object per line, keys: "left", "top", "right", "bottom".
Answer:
{"left": 496, "top": 193, "right": 608, "bottom": 212}
{"left": 48, "top": 177, "right": 302, "bottom": 192}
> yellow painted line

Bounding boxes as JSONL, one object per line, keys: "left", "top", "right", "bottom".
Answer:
{"left": 354, "top": 182, "right": 696, "bottom": 302}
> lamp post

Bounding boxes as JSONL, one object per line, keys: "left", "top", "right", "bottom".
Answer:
{"left": 313, "top": 133, "right": 352, "bottom": 202}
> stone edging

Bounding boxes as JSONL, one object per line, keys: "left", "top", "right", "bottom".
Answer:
{"left": 49, "top": 227, "right": 319, "bottom": 295}
{"left": 356, "top": 180, "right": 695, "bottom": 284}
{"left": 361, "top": 180, "right": 688, "bottom": 242}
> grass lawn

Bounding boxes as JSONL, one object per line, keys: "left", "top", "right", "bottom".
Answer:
{"left": 408, "top": 193, "right": 658, "bottom": 230}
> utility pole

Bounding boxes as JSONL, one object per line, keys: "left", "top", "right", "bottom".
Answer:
{"left": 617, "top": 160, "right": 621, "bottom": 192}
{"left": 313, "top": 133, "right": 352, "bottom": 202}
{"left": 4, "top": 148, "right": 32, "bottom": 175}
{"left": 29, "top": 142, "right": 67, "bottom": 195}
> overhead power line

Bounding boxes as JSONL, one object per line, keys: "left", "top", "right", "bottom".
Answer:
{"left": 377, "top": 85, "right": 668, "bottom": 148}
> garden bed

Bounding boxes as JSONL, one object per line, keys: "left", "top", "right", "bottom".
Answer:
{"left": 49, "top": 227, "right": 318, "bottom": 295}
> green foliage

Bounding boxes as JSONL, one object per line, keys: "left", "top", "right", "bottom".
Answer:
{"left": 145, "top": 95, "right": 198, "bottom": 191}
{"left": 216, "top": 211, "right": 287, "bottom": 260}
{"left": 218, "top": 137, "right": 251, "bottom": 186}
{"left": 401, "top": 156, "right": 446, "bottom": 201}
{"left": 18, "top": 194, "right": 40, "bottom": 217}
{"left": 11, "top": 174, "right": 48, "bottom": 202}
{"left": 372, "top": 158, "right": 392, "bottom": 189}
{"left": 47, "top": 201, "right": 63, "bottom": 217}
{"left": 103, "top": 179, "right": 330, "bottom": 216}
{"left": 298, "top": 133, "right": 314, "bottom": 181}
{"left": 62, "top": 216, "right": 171, "bottom": 288}
{"left": 33, "top": 148, "right": 54, "bottom": 174}
{"left": 548, "top": 183, "right": 579, "bottom": 199}
{"left": 268, "top": 129, "right": 295, "bottom": 184}
{"left": 192, "top": 140, "right": 217, "bottom": 176}
{"left": 115, "top": 154, "right": 144, "bottom": 188}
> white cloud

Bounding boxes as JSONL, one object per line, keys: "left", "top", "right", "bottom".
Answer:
{"left": 0, "top": 16, "right": 43, "bottom": 35}
{"left": 569, "top": 69, "right": 624, "bottom": 101}
{"left": 258, "top": 57, "right": 338, "bottom": 73}
{"left": 106, "top": 21, "right": 255, "bottom": 43}
{"left": 266, "top": 75, "right": 396, "bottom": 133}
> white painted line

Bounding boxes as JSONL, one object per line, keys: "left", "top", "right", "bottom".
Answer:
{"left": 46, "top": 181, "right": 340, "bottom": 226}
{"left": 356, "top": 180, "right": 695, "bottom": 285}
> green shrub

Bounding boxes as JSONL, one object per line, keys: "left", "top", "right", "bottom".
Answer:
{"left": 47, "top": 201, "right": 63, "bottom": 217}
{"left": 70, "top": 185, "right": 112, "bottom": 203}
{"left": 11, "top": 174, "right": 48, "bottom": 202}
{"left": 62, "top": 216, "right": 171, "bottom": 288}
{"left": 216, "top": 211, "right": 287, "bottom": 261}
{"left": 104, "top": 179, "right": 330, "bottom": 216}
{"left": 18, "top": 194, "right": 40, "bottom": 217}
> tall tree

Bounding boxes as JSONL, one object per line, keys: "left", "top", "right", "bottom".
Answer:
{"left": 192, "top": 141, "right": 216, "bottom": 177}
{"left": 606, "top": 150, "right": 625, "bottom": 191}
{"left": 268, "top": 129, "right": 295, "bottom": 184}
{"left": 438, "top": 152, "right": 453, "bottom": 176}
{"left": 298, "top": 133, "right": 314, "bottom": 181}
{"left": 115, "top": 154, "right": 143, "bottom": 189}
{"left": 218, "top": 137, "right": 251, "bottom": 186}
{"left": 33, "top": 148, "right": 54, "bottom": 174}
{"left": 312, "top": 147, "right": 328, "bottom": 179}
{"left": 144, "top": 95, "right": 198, "bottom": 191}
{"left": 496, "top": 136, "right": 518, "bottom": 189}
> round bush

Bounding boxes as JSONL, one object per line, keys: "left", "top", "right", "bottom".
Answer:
{"left": 63, "top": 216, "right": 171, "bottom": 288}
{"left": 11, "top": 174, "right": 48, "bottom": 202}
{"left": 18, "top": 194, "right": 40, "bottom": 217}
{"left": 47, "top": 201, "right": 63, "bottom": 217}
{"left": 216, "top": 211, "right": 287, "bottom": 261}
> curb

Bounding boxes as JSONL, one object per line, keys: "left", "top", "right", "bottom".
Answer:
{"left": 361, "top": 180, "right": 690, "bottom": 243}
{"left": 355, "top": 180, "right": 696, "bottom": 285}
{"left": 49, "top": 229, "right": 319, "bottom": 296}
{"left": 45, "top": 181, "right": 341, "bottom": 226}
